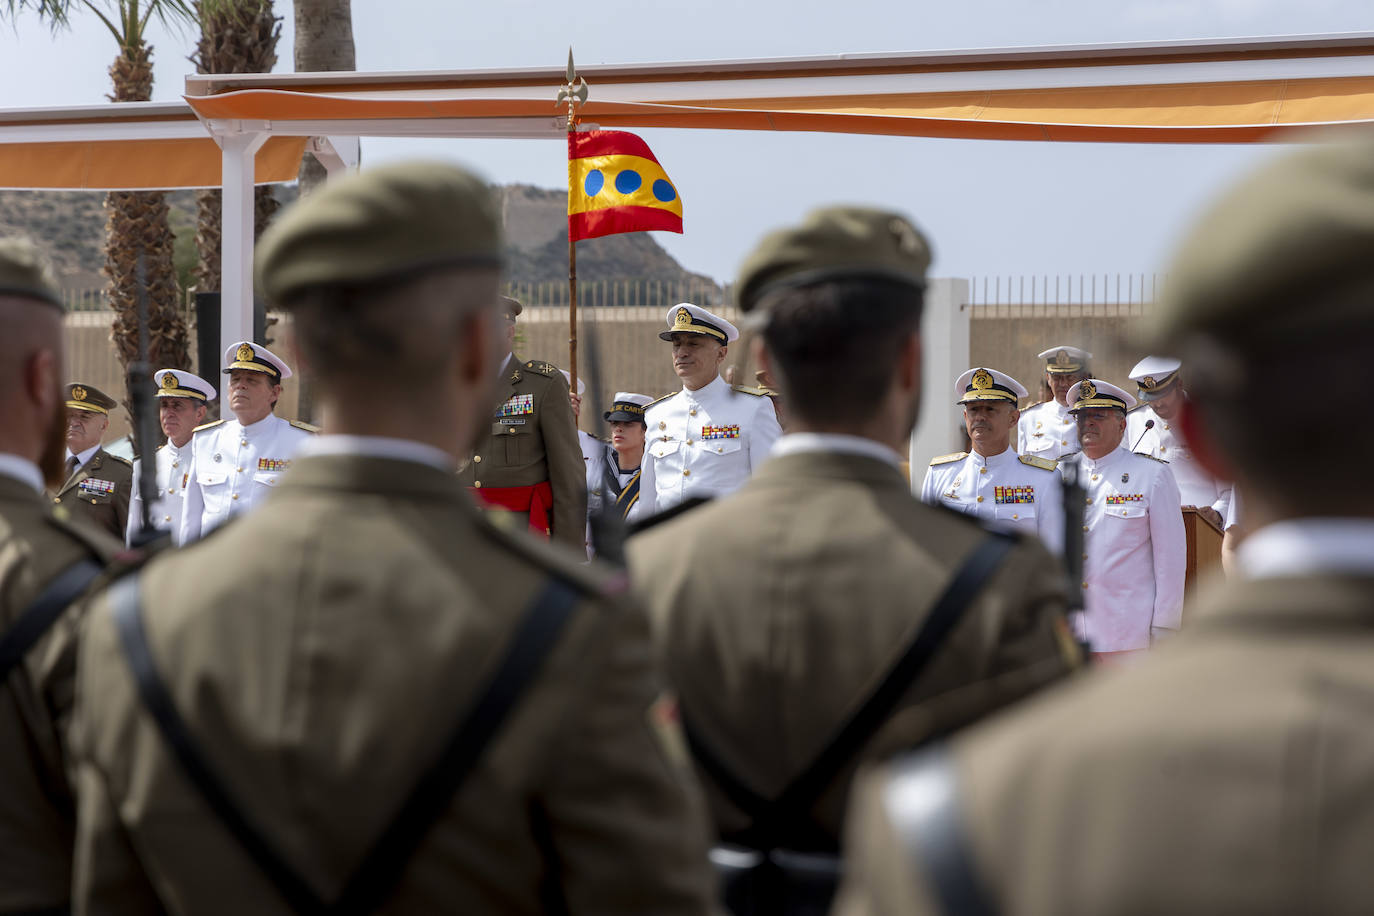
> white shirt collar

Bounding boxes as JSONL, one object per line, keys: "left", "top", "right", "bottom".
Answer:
{"left": 0, "top": 453, "right": 45, "bottom": 493}
{"left": 65, "top": 443, "right": 100, "bottom": 467}
{"left": 1080, "top": 443, "right": 1126, "bottom": 470}
{"left": 295, "top": 434, "right": 457, "bottom": 473}
{"left": 682, "top": 374, "right": 728, "bottom": 401}
{"left": 770, "top": 432, "right": 903, "bottom": 470}
{"left": 236, "top": 413, "right": 280, "bottom": 436}
{"left": 1237, "top": 518, "right": 1374, "bottom": 579}
{"left": 969, "top": 445, "right": 1016, "bottom": 468}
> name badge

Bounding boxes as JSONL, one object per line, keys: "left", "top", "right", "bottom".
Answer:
{"left": 497, "top": 394, "right": 534, "bottom": 417}
{"left": 500, "top": 418, "right": 526, "bottom": 426}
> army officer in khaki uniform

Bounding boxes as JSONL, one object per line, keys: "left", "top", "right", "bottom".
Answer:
{"left": 627, "top": 206, "right": 1078, "bottom": 851}
{"left": 0, "top": 238, "right": 120, "bottom": 914}
{"left": 51, "top": 383, "right": 133, "bottom": 540}
{"left": 69, "top": 163, "right": 716, "bottom": 914}
{"left": 834, "top": 134, "right": 1374, "bottom": 916}
{"left": 458, "top": 296, "right": 587, "bottom": 550}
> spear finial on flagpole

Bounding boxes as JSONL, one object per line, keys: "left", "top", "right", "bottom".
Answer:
{"left": 558, "top": 48, "right": 590, "bottom": 391}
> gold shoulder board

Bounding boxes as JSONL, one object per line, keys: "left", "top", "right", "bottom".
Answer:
{"left": 289, "top": 419, "right": 321, "bottom": 433}
{"left": 1138, "top": 452, "right": 1170, "bottom": 464}
{"left": 1018, "top": 454, "right": 1058, "bottom": 471}
{"left": 645, "top": 392, "right": 676, "bottom": 409}
{"left": 192, "top": 419, "right": 226, "bottom": 433}
{"left": 731, "top": 385, "right": 769, "bottom": 397}
{"left": 929, "top": 452, "right": 968, "bottom": 466}
{"left": 522, "top": 360, "right": 558, "bottom": 377}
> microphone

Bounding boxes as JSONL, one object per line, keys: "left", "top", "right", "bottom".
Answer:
{"left": 1131, "top": 419, "right": 1156, "bottom": 453}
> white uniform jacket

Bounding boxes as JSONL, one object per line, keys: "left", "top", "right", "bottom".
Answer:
{"left": 1074, "top": 444, "right": 1187, "bottom": 652}
{"left": 1128, "top": 406, "right": 1233, "bottom": 518}
{"left": 126, "top": 440, "right": 193, "bottom": 546}
{"left": 179, "top": 414, "right": 314, "bottom": 543}
{"left": 635, "top": 375, "right": 781, "bottom": 519}
{"left": 920, "top": 447, "right": 1066, "bottom": 554}
{"left": 1017, "top": 400, "right": 1079, "bottom": 460}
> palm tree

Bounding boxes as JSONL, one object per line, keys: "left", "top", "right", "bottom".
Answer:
{"left": 189, "top": 0, "right": 281, "bottom": 292}
{"left": 292, "top": 0, "right": 353, "bottom": 196}
{"left": 3, "top": 0, "right": 196, "bottom": 372}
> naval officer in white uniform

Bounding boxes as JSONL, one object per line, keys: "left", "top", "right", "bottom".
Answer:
{"left": 126, "top": 368, "right": 216, "bottom": 545}
{"left": 1067, "top": 378, "right": 1186, "bottom": 662}
{"left": 922, "top": 367, "right": 1065, "bottom": 553}
{"left": 635, "top": 304, "right": 782, "bottom": 519}
{"left": 1017, "top": 345, "right": 1092, "bottom": 460}
{"left": 1126, "top": 355, "right": 1232, "bottom": 529}
{"left": 179, "top": 341, "right": 316, "bottom": 542}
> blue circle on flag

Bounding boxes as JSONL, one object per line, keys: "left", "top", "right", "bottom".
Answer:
{"left": 615, "top": 170, "right": 642, "bottom": 194}
{"left": 653, "top": 179, "right": 677, "bottom": 203}
{"left": 584, "top": 170, "right": 604, "bottom": 197}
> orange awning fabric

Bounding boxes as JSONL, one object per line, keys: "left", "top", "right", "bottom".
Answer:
{"left": 0, "top": 135, "right": 307, "bottom": 190}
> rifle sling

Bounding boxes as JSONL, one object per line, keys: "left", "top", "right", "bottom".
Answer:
{"left": 0, "top": 558, "right": 102, "bottom": 685}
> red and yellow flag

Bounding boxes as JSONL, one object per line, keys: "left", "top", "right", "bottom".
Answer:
{"left": 568, "top": 130, "right": 683, "bottom": 242}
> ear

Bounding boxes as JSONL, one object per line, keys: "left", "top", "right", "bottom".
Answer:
{"left": 716, "top": 343, "right": 728, "bottom": 365}
{"left": 457, "top": 308, "right": 495, "bottom": 383}
{"left": 752, "top": 337, "right": 771, "bottom": 375}
{"left": 1178, "top": 398, "right": 1235, "bottom": 481}
{"left": 899, "top": 331, "right": 921, "bottom": 392}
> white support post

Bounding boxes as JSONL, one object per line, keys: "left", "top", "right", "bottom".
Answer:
{"left": 909, "top": 278, "right": 971, "bottom": 488}
{"left": 309, "top": 135, "right": 361, "bottom": 178}
{"left": 220, "top": 130, "right": 269, "bottom": 391}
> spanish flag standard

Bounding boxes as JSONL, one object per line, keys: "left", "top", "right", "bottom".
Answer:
{"left": 568, "top": 130, "right": 683, "bottom": 242}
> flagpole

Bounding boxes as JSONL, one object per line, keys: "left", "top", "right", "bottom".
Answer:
{"left": 559, "top": 50, "right": 589, "bottom": 393}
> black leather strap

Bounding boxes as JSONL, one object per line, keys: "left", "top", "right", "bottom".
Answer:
{"left": 683, "top": 532, "right": 1017, "bottom": 847}
{"left": 110, "top": 572, "right": 582, "bottom": 915}
{"left": 0, "top": 559, "right": 102, "bottom": 684}
{"left": 884, "top": 745, "right": 997, "bottom": 916}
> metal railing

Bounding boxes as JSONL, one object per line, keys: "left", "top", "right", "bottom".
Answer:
{"left": 967, "top": 273, "right": 1157, "bottom": 317}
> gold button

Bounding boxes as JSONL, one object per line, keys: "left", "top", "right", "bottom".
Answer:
{"left": 1161, "top": 446, "right": 1168, "bottom": 453}
{"left": 52, "top": 497, "right": 60, "bottom": 504}
{"left": 172, "top": 460, "right": 179, "bottom": 468}
{"left": 90, "top": 498, "right": 97, "bottom": 504}
{"left": 979, "top": 468, "right": 987, "bottom": 474}
{"left": 689, "top": 409, "right": 697, "bottom": 417}
{"left": 1085, "top": 498, "right": 1092, "bottom": 505}
{"left": 232, "top": 494, "right": 239, "bottom": 500}
{"left": 1082, "top": 581, "right": 1089, "bottom": 589}
{"left": 659, "top": 422, "right": 666, "bottom": 430}
{"left": 241, "top": 440, "right": 248, "bottom": 446}
{"left": 1091, "top": 474, "right": 1099, "bottom": 481}
{"left": 687, "top": 439, "right": 694, "bottom": 445}
{"left": 1082, "top": 525, "right": 1089, "bottom": 532}
{"left": 976, "top": 496, "right": 983, "bottom": 503}
{"left": 474, "top": 481, "right": 482, "bottom": 488}
{"left": 473, "top": 455, "right": 482, "bottom": 463}
{"left": 164, "top": 515, "right": 172, "bottom": 522}
{"left": 683, "top": 469, "right": 691, "bottom": 476}
{"left": 1061, "top": 440, "right": 1068, "bottom": 446}
{"left": 1082, "top": 553, "right": 1088, "bottom": 560}
{"left": 167, "top": 488, "right": 176, "bottom": 495}
{"left": 236, "top": 466, "right": 244, "bottom": 473}
{"left": 717, "top": 448, "right": 723, "bottom": 453}
{"left": 1012, "top": 514, "right": 1019, "bottom": 520}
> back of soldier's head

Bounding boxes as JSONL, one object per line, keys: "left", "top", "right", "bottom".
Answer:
{"left": 0, "top": 237, "right": 67, "bottom": 477}
{"left": 0, "top": 237, "right": 64, "bottom": 379}
{"left": 1147, "top": 132, "right": 1374, "bottom": 512}
{"left": 255, "top": 161, "right": 504, "bottom": 391}
{"left": 735, "top": 206, "right": 931, "bottom": 426}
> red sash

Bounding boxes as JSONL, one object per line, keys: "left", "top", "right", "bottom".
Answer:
{"left": 469, "top": 481, "right": 554, "bottom": 539}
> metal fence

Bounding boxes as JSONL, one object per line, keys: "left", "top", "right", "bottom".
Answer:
{"left": 502, "top": 278, "right": 729, "bottom": 309}
{"left": 967, "top": 273, "right": 1157, "bottom": 318}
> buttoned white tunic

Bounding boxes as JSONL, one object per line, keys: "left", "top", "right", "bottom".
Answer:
{"left": 1073, "top": 444, "right": 1187, "bottom": 652}
{"left": 920, "top": 447, "right": 1066, "bottom": 554}
{"left": 634, "top": 375, "right": 781, "bottom": 518}
{"left": 126, "top": 440, "right": 193, "bottom": 546}
{"left": 1017, "top": 400, "right": 1080, "bottom": 460}
{"left": 1127, "top": 406, "right": 1233, "bottom": 518}
{"left": 179, "top": 414, "right": 314, "bottom": 543}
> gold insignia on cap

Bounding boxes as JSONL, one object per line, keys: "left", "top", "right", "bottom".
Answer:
{"left": 673, "top": 307, "right": 692, "bottom": 329}
{"left": 161, "top": 373, "right": 178, "bottom": 390}
{"left": 236, "top": 343, "right": 255, "bottom": 362}
{"left": 1054, "top": 349, "right": 1071, "bottom": 368}
{"left": 971, "top": 369, "right": 993, "bottom": 391}
{"left": 1142, "top": 375, "right": 1156, "bottom": 388}
{"left": 72, "top": 385, "right": 88, "bottom": 401}
{"left": 1081, "top": 380, "right": 1098, "bottom": 400}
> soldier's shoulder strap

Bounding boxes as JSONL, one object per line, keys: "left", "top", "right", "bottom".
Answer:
{"left": 106, "top": 565, "right": 581, "bottom": 915}
{"left": 0, "top": 554, "right": 104, "bottom": 684}
{"left": 1136, "top": 451, "right": 1170, "bottom": 464}
{"left": 731, "top": 385, "right": 770, "bottom": 397}
{"left": 103, "top": 450, "right": 133, "bottom": 468}
{"left": 288, "top": 419, "right": 320, "bottom": 434}
{"left": 929, "top": 452, "right": 968, "bottom": 466}
{"left": 522, "top": 359, "right": 559, "bottom": 378}
{"left": 644, "top": 391, "right": 677, "bottom": 410}
{"left": 1022, "top": 399, "right": 1047, "bottom": 411}
{"left": 1018, "top": 454, "right": 1058, "bottom": 471}
{"left": 192, "top": 419, "right": 225, "bottom": 433}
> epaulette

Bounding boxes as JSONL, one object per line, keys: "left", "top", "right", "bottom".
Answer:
{"left": 929, "top": 452, "right": 967, "bottom": 466}
{"left": 1023, "top": 400, "right": 1047, "bottom": 410}
{"left": 1127, "top": 402, "right": 1145, "bottom": 413}
{"left": 289, "top": 419, "right": 320, "bottom": 433}
{"left": 731, "top": 385, "right": 769, "bottom": 397}
{"left": 106, "top": 453, "right": 133, "bottom": 467}
{"left": 645, "top": 392, "right": 676, "bottom": 409}
{"left": 1136, "top": 451, "right": 1170, "bottom": 464}
{"left": 192, "top": 419, "right": 225, "bottom": 433}
{"left": 522, "top": 359, "right": 558, "bottom": 377}
{"left": 1018, "top": 454, "right": 1058, "bottom": 471}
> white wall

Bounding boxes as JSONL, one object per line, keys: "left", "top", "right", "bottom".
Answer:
{"left": 908, "top": 278, "right": 970, "bottom": 486}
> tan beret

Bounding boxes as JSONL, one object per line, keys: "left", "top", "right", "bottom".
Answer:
{"left": 256, "top": 161, "right": 504, "bottom": 304}
{"left": 0, "top": 237, "right": 61, "bottom": 309}
{"left": 1147, "top": 132, "right": 1374, "bottom": 350}
{"left": 735, "top": 206, "right": 931, "bottom": 313}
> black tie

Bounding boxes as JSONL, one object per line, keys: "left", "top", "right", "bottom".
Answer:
{"left": 66, "top": 455, "right": 80, "bottom": 477}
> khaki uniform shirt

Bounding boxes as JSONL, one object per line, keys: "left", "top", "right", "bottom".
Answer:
{"left": 50, "top": 447, "right": 132, "bottom": 541}
{"left": 626, "top": 444, "right": 1078, "bottom": 847}
{"left": 70, "top": 451, "right": 714, "bottom": 915}
{"left": 0, "top": 467, "right": 118, "bottom": 912}
{"left": 458, "top": 355, "right": 588, "bottom": 551}
{"left": 837, "top": 532, "right": 1374, "bottom": 916}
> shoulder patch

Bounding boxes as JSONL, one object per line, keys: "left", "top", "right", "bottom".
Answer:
{"left": 731, "top": 385, "right": 769, "bottom": 397}
{"left": 1136, "top": 451, "right": 1170, "bottom": 464}
{"left": 929, "top": 452, "right": 968, "bottom": 466}
{"left": 288, "top": 419, "right": 320, "bottom": 433}
{"left": 192, "top": 419, "right": 225, "bottom": 433}
{"left": 1018, "top": 454, "right": 1058, "bottom": 471}
{"left": 522, "top": 359, "right": 558, "bottom": 377}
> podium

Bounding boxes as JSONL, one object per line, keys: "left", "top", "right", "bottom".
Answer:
{"left": 1182, "top": 507, "right": 1224, "bottom": 599}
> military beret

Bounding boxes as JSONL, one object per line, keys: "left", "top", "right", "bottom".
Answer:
{"left": 735, "top": 206, "right": 931, "bottom": 313}
{"left": 0, "top": 237, "right": 62, "bottom": 309}
{"left": 256, "top": 160, "right": 504, "bottom": 304}
{"left": 1147, "top": 132, "right": 1374, "bottom": 351}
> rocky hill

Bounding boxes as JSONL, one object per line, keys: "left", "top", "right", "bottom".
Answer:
{"left": 0, "top": 182, "right": 717, "bottom": 296}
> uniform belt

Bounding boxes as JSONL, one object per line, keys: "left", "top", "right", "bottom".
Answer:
{"left": 469, "top": 481, "right": 554, "bottom": 539}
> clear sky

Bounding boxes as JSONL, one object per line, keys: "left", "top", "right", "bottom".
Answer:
{"left": 0, "top": 0, "right": 1369, "bottom": 286}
